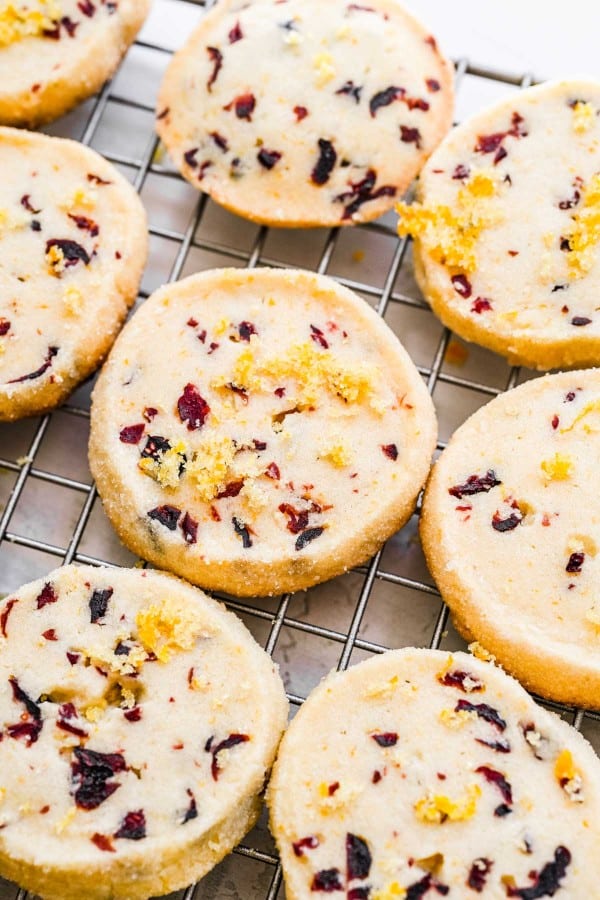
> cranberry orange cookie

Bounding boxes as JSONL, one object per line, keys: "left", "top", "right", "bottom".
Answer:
{"left": 89, "top": 268, "right": 437, "bottom": 596}
{"left": 0, "top": 564, "right": 287, "bottom": 899}
{"left": 421, "top": 369, "right": 600, "bottom": 707}
{"left": 0, "top": 0, "right": 150, "bottom": 127}
{"left": 156, "top": 0, "right": 454, "bottom": 227}
{"left": 269, "top": 647, "right": 600, "bottom": 899}
{"left": 0, "top": 127, "right": 147, "bottom": 420}
{"left": 398, "top": 78, "right": 600, "bottom": 370}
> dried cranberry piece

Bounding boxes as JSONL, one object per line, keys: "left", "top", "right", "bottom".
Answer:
{"left": 335, "top": 168, "right": 396, "bottom": 219}
{"left": 449, "top": 470, "right": 501, "bottom": 499}
{"left": 8, "top": 345, "right": 58, "bottom": 383}
{"left": 184, "top": 148, "right": 199, "bottom": 169}
{"left": 369, "top": 85, "right": 403, "bottom": 117}
{"left": 456, "top": 699, "right": 507, "bottom": 731}
{"left": 232, "top": 517, "right": 252, "bottom": 548}
{"left": 0, "top": 598, "right": 18, "bottom": 637}
{"left": 492, "top": 505, "right": 523, "bottom": 532}
{"left": 294, "top": 105, "right": 309, "bottom": 121}
{"left": 439, "top": 670, "right": 484, "bottom": 692}
{"left": 78, "top": 0, "right": 95, "bottom": 16}
{"left": 177, "top": 383, "right": 210, "bottom": 430}
{"left": 206, "top": 733, "right": 250, "bottom": 780}
{"left": 371, "top": 732, "right": 398, "bottom": 747}
{"left": 7, "top": 677, "right": 43, "bottom": 745}
{"left": 506, "top": 846, "right": 571, "bottom": 899}
{"left": 87, "top": 173, "right": 111, "bottom": 186}
{"left": 124, "top": 706, "right": 142, "bottom": 722}
{"left": 566, "top": 552, "right": 584, "bottom": 573}
{"left": 310, "top": 324, "right": 329, "bottom": 348}
{"left": 311, "top": 869, "right": 343, "bottom": 892}
{"left": 467, "top": 858, "right": 492, "bottom": 892}
{"left": 426, "top": 78, "right": 441, "bottom": 92}
{"left": 0, "top": 318, "right": 10, "bottom": 336}
{"left": 476, "top": 738, "right": 511, "bottom": 753}
{"left": 400, "top": 125, "right": 422, "bottom": 147}
{"left": 179, "top": 788, "right": 198, "bottom": 824}
{"left": 296, "top": 527, "right": 324, "bottom": 551}
{"left": 336, "top": 81, "right": 362, "bottom": 103}
{"left": 217, "top": 480, "right": 244, "bottom": 499}
{"left": 451, "top": 274, "right": 472, "bottom": 298}
{"left": 258, "top": 148, "right": 282, "bottom": 169}
{"left": 115, "top": 810, "right": 146, "bottom": 840}
{"left": 471, "top": 298, "right": 493, "bottom": 314}
{"left": 452, "top": 164, "right": 470, "bottom": 180}
{"left": 141, "top": 435, "right": 171, "bottom": 460}
{"left": 293, "top": 835, "right": 319, "bottom": 857}
{"left": 348, "top": 891, "right": 370, "bottom": 900}
{"left": 571, "top": 316, "right": 592, "bottom": 326}
{"left": 46, "top": 238, "right": 90, "bottom": 267}
{"left": 206, "top": 46, "right": 223, "bottom": 91}
{"left": 237, "top": 320, "right": 257, "bottom": 341}
{"left": 71, "top": 747, "right": 126, "bottom": 810}
{"left": 279, "top": 503, "right": 310, "bottom": 534}
{"left": 181, "top": 512, "right": 198, "bottom": 545}
{"left": 36, "top": 582, "right": 58, "bottom": 609}
{"left": 119, "top": 423, "right": 145, "bottom": 444}
{"left": 311, "top": 139, "right": 337, "bottom": 185}
{"left": 265, "top": 462, "right": 280, "bottom": 480}
{"left": 148, "top": 505, "right": 182, "bottom": 531}
{"left": 476, "top": 765, "right": 513, "bottom": 805}
{"left": 381, "top": 443, "right": 398, "bottom": 460}
{"left": 143, "top": 407, "right": 158, "bottom": 422}
{"left": 406, "top": 873, "right": 449, "bottom": 898}
{"left": 68, "top": 213, "right": 99, "bottom": 236}
{"left": 226, "top": 92, "right": 256, "bottom": 120}
{"left": 228, "top": 20, "right": 243, "bottom": 42}
{"left": 90, "top": 587, "right": 113, "bottom": 623}
{"left": 346, "top": 833, "right": 372, "bottom": 880}
{"left": 475, "top": 111, "right": 527, "bottom": 162}
{"left": 21, "top": 194, "right": 41, "bottom": 214}
{"left": 559, "top": 191, "right": 581, "bottom": 210}
{"left": 57, "top": 703, "right": 88, "bottom": 738}
{"left": 91, "top": 833, "right": 115, "bottom": 853}
{"left": 66, "top": 651, "right": 80, "bottom": 666}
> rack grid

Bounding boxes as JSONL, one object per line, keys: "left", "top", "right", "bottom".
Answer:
{"left": 0, "top": 2, "right": 598, "bottom": 898}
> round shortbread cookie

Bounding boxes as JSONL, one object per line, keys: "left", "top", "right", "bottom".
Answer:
{"left": 0, "top": 564, "right": 288, "bottom": 900}
{"left": 156, "top": 0, "right": 454, "bottom": 227}
{"left": 0, "top": 127, "right": 147, "bottom": 421}
{"left": 397, "top": 78, "right": 600, "bottom": 370}
{"left": 0, "top": 0, "right": 150, "bottom": 127}
{"left": 89, "top": 267, "right": 437, "bottom": 597}
{"left": 421, "top": 369, "right": 600, "bottom": 708}
{"left": 268, "top": 647, "right": 600, "bottom": 899}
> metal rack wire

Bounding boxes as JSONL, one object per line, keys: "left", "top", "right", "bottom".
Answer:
{"left": 0, "top": 2, "right": 598, "bottom": 898}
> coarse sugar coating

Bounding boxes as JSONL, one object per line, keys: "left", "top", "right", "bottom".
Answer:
{"left": 421, "top": 368, "right": 600, "bottom": 707}
{"left": 89, "top": 267, "right": 437, "bottom": 597}
{"left": 398, "top": 78, "right": 600, "bottom": 370}
{"left": 0, "top": 564, "right": 288, "bottom": 899}
{"left": 0, "top": 127, "right": 147, "bottom": 421}
{"left": 269, "top": 647, "right": 600, "bottom": 899}
{"left": 156, "top": 0, "right": 454, "bottom": 226}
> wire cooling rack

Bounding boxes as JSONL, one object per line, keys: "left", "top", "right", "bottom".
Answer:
{"left": 1, "top": 2, "right": 599, "bottom": 898}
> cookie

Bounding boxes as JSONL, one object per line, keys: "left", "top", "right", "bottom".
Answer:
{"left": 89, "top": 267, "right": 437, "bottom": 597}
{"left": 156, "top": 0, "right": 454, "bottom": 227}
{"left": 0, "top": 564, "right": 287, "bottom": 900}
{"left": 398, "top": 78, "right": 600, "bottom": 370}
{"left": 268, "top": 647, "right": 600, "bottom": 899}
{"left": 420, "top": 369, "right": 600, "bottom": 708}
{"left": 0, "top": 127, "right": 147, "bottom": 421}
{"left": 0, "top": 0, "right": 150, "bottom": 127}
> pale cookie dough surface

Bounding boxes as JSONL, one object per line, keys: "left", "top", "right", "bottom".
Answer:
{"left": 421, "top": 369, "right": 600, "bottom": 708}
{"left": 156, "top": 0, "right": 454, "bottom": 227}
{"left": 398, "top": 78, "right": 600, "bottom": 370}
{"left": 89, "top": 268, "right": 437, "bottom": 597}
{"left": 0, "top": 564, "right": 288, "bottom": 900}
{"left": 0, "top": 127, "right": 147, "bottom": 421}
{"left": 268, "top": 648, "right": 600, "bottom": 899}
{"left": 0, "top": 0, "right": 150, "bottom": 127}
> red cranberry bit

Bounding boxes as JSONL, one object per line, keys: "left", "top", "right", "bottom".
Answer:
{"left": 475, "top": 737, "right": 511, "bottom": 753}
{"left": 564, "top": 390, "right": 578, "bottom": 402}
{"left": 89, "top": 587, "right": 113, "bottom": 624}
{"left": 293, "top": 835, "right": 319, "bottom": 857}
{"left": 184, "top": 148, "right": 199, "bottom": 169}
{"left": 225, "top": 92, "right": 256, "bottom": 120}
{"left": 475, "top": 764, "right": 513, "bottom": 814}
{"left": 177, "top": 383, "right": 210, "bottom": 430}
{"left": 0, "top": 598, "right": 18, "bottom": 637}
{"left": 68, "top": 213, "right": 99, "bottom": 236}
{"left": 210, "top": 505, "right": 221, "bottom": 522}
{"left": 369, "top": 85, "right": 404, "bottom": 117}
{"left": 310, "top": 869, "right": 343, "bottom": 892}
{"left": 372, "top": 770, "right": 383, "bottom": 783}
{"left": 91, "top": 833, "right": 115, "bottom": 853}
{"left": 311, "top": 139, "right": 337, "bottom": 185}
{"left": 78, "top": 0, "right": 96, "bottom": 15}
{"left": 348, "top": 890, "right": 370, "bottom": 900}
{"left": 406, "top": 96, "right": 430, "bottom": 111}
{"left": 119, "top": 423, "right": 145, "bottom": 444}
{"left": 181, "top": 512, "right": 198, "bottom": 545}
{"left": 327, "top": 781, "right": 340, "bottom": 796}
{"left": 57, "top": 703, "right": 88, "bottom": 738}
{"left": 8, "top": 345, "right": 58, "bottom": 384}
{"left": 228, "top": 20, "right": 243, "bottom": 42}
{"left": 20, "top": 194, "right": 41, "bottom": 214}
{"left": 36, "top": 582, "right": 58, "bottom": 609}
{"left": 551, "top": 415, "right": 559, "bottom": 430}
{"left": 208, "top": 131, "right": 228, "bottom": 153}
{"left": 181, "top": 788, "right": 198, "bottom": 824}
{"left": 475, "top": 111, "right": 528, "bottom": 164}
{"left": 265, "top": 462, "right": 280, "bottom": 480}
{"left": 566, "top": 552, "right": 585, "bottom": 573}
{"left": 42, "top": 628, "right": 58, "bottom": 641}
{"left": 467, "top": 858, "right": 492, "bottom": 892}
{"left": 471, "top": 297, "right": 493, "bottom": 314}
{"left": 206, "top": 733, "right": 250, "bottom": 780}
{"left": 66, "top": 651, "right": 80, "bottom": 666}
{"left": 87, "top": 173, "right": 111, "bottom": 185}
{"left": 426, "top": 78, "right": 441, "bottom": 92}
{"left": 71, "top": 746, "right": 126, "bottom": 810}
{"left": 336, "top": 80, "right": 362, "bottom": 103}
{"left": 439, "top": 670, "right": 484, "bottom": 692}
{"left": 405, "top": 873, "right": 449, "bottom": 898}
{"left": 124, "top": 706, "right": 142, "bottom": 722}
{"left": 148, "top": 505, "right": 182, "bottom": 531}
{"left": 371, "top": 732, "right": 398, "bottom": 747}
{"left": 46, "top": 238, "right": 90, "bottom": 267}
{"left": 206, "top": 46, "right": 223, "bottom": 91}
{"left": 335, "top": 168, "right": 396, "bottom": 220}
{"left": 253, "top": 438, "right": 267, "bottom": 450}
{"left": 257, "top": 148, "right": 282, "bottom": 169}
{"left": 571, "top": 316, "right": 592, "bottom": 326}
{"left": 449, "top": 470, "right": 501, "bottom": 499}
{"left": 492, "top": 503, "right": 523, "bottom": 532}
{"left": 279, "top": 503, "right": 310, "bottom": 534}
{"left": 456, "top": 699, "right": 507, "bottom": 731}
{"left": 237, "top": 320, "right": 257, "bottom": 341}
{"left": 7, "top": 677, "right": 43, "bottom": 745}
{"left": 215, "top": 480, "right": 244, "bottom": 500}
{"left": 296, "top": 526, "right": 324, "bottom": 551}
{"left": 142, "top": 434, "right": 171, "bottom": 460}
{"left": 400, "top": 125, "right": 422, "bottom": 148}
{"left": 275, "top": 387, "right": 286, "bottom": 398}
{"left": 0, "top": 318, "right": 10, "bottom": 336}
{"left": 310, "top": 324, "right": 329, "bottom": 348}
{"left": 346, "top": 833, "right": 372, "bottom": 880}
{"left": 294, "top": 105, "right": 309, "bottom": 121}
{"left": 114, "top": 809, "right": 146, "bottom": 840}
{"left": 143, "top": 407, "right": 158, "bottom": 422}
{"left": 506, "top": 846, "right": 571, "bottom": 899}
{"left": 451, "top": 274, "right": 472, "bottom": 298}
{"left": 232, "top": 517, "right": 252, "bottom": 548}
{"left": 381, "top": 443, "right": 398, "bottom": 461}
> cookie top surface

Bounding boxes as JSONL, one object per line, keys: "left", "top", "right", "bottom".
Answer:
{"left": 268, "top": 647, "right": 600, "bottom": 899}
{"left": 0, "top": 0, "right": 150, "bottom": 126}
{"left": 89, "top": 267, "right": 437, "bottom": 596}
{"left": 421, "top": 369, "right": 600, "bottom": 706}
{"left": 0, "top": 564, "right": 287, "bottom": 870}
{"left": 156, "top": 0, "right": 454, "bottom": 227}
{"left": 398, "top": 79, "right": 600, "bottom": 370}
{"left": 0, "top": 127, "right": 147, "bottom": 420}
